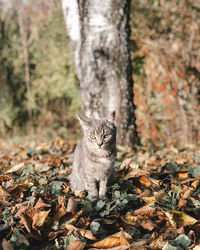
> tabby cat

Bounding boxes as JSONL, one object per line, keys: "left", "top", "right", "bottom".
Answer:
{"left": 70, "top": 113, "right": 117, "bottom": 199}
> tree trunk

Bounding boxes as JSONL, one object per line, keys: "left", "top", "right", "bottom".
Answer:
{"left": 61, "top": 0, "right": 140, "bottom": 147}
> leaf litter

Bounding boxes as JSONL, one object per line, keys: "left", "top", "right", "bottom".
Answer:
{"left": 0, "top": 139, "right": 200, "bottom": 249}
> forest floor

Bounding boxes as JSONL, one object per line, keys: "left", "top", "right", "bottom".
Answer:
{"left": 0, "top": 138, "right": 200, "bottom": 249}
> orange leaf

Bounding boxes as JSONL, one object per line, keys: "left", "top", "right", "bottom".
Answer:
{"left": 91, "top": 237, "right": 130, "bottom": 249}
{"left": 178, "top": 198, "right": 187, "bottom": 209}
{"left": 138, "top": 175, "right": 151, "bottom": 187}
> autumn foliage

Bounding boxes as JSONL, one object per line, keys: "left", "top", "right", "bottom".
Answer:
{"left": 1, "top": 139, "right": 200, "bottom": 249}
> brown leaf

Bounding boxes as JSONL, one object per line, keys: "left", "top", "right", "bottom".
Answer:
{"left": 1, "top": 238, "right": 13, "bottom": 250}
{"left": 134, "top": 205, "right": 156, "bottom": 215}
{"left": 91, "top": 237, "right": 130, "bottom": 249}
{"left": 124, "top": 169, "right": 150, "bottom": 180}
{"left": 5, "top": 162, "right": 24, "bottom": 174}
{"left": 178, "top": 198, "right": 187, "bottom": 208}
{"left": 48, "top": 229, "right": 67, "bottom": 241}
{"left": 119, "top": 158, "right": 132, "bottom": 171}
{"left": 66, "top": 197, "right": 77, "bottom": 214}
{"left": 111, "top": 230, "right": 132, "bottom": 241}
{"left": 67, "top": 240, "right": 86, "bottom": 250}
{"left": 141, "top": 219, "right": 157, "bottom": 231}
{"left": 34, "top": 198, "right": 51, "bottom": 210}
{"left": 17, "top": 206, "right": 36, "bottom": 233}
{"left": 0, "top": 186, "right": 10, "bottom": 200}
{"left": 65, "top": 223, "right": 96, "bottom": 240}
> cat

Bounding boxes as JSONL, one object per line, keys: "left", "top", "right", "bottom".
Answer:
{"left": 70, "top": 112, "right": 117, "bottom": 200}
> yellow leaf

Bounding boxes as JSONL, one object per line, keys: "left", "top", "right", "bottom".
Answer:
{"left": 123, "top": 213, "right": 138, "bottom": 226}
{"left": 142, "top": 196, "right": 157, "bottom": 204}
{"left": 191, "top": 180, "right": 199, "bottom": 190}
{"left": 32, "top": 210, "right": 50, "bottom": 229}
{"left": 166, "top": 210, "right": 197, "bottom": 227}
{"left": 0, "top": 186, "right": 10, "bottom": 200}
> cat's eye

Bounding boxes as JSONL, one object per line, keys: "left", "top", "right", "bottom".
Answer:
{"left": 104, "top": 134, "right": 110, "bottom": 138}
{"left": 90, "top": 135, "right": 96, "bottom": 139}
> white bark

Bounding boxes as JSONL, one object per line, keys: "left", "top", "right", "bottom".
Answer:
{"left": 62, "top": 0, "right": 139, "bottom": 146}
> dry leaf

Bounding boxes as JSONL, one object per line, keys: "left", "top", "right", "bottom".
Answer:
{"left": 1, "top": 238, "right": 13, "bottom": 250}
{"left": 67, "top": 197, "right": 77, "bottom": 214}
{"left": 177, "top": 171, "right": 189, "bottom": 179}
{"left": 67, "top": 240, "right": 86, "bottom": 250}
{"left": 119, "top": 158, "right": 132, "bottom": 171}
{"left": 138, "top": 175, "right": 151, "bottom": 187}
{"left": 191, "top": 180, "right": 199, "bottom": 190}
{"left": 5, "top": 162, "right": 24, "bottom": 174}
{"left": 141, "top": 219, "right": 157, "bottom": 231}
{"left": 0, "top": 186, "right": 10, "bottom": 201}
{"left": 91, "top": 237, "right": 130, "bottom": 249}
{"left": 142, "top": 196, "right": 157, "bottom": 204}
{"left": 34, "top": 198, "right": 51, "bottom": 210}
{"left": 32, "top": 210, "right": 50, "bottom": 229}
{"left": 178, "top": 198, "right": 187, "bottom": 208}
{"left": 123, "top": 213, "right": 138, "bottom": 226}
{"left": 124, "top": 169, "right": 150, "bottom": 180}
{"left": 65, "top": 223, "right": 96, "bottom": 240}
{"left": 166, "top": 210, "right": 198, "bottom": 227}
{"left": 134, "top": 205, "right": 156, "bottom": 215}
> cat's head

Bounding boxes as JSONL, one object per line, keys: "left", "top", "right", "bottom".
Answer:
{"left": 77, "top": 112, "right": 116, "bottom": 150}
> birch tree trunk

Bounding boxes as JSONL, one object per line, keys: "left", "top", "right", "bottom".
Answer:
{"left": 61, "top": 0, "right": 140, "bottom": 147}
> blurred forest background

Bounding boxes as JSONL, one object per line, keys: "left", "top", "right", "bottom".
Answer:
{"left": 0, "top": 0, "right": 199, "bottom": 147}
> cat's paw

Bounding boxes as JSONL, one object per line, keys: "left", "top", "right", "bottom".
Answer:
{"left": 99, "top": 195, "right": 109, "bottom": 201}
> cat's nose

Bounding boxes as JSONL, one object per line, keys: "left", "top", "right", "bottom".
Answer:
{"left": 97, "top": 142, "right": 103, "bottom": 148}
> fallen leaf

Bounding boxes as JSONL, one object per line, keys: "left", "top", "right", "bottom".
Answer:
{"left": 1, "top": 238, "right": 13, "bottom": 250}
{"left": 166, "top": 211, "right": 198, "bottom": 227}
{"left": 91, "top": 237, "right": 130, "bottom": 249}
{"left": 32, "top": 210, "right": 50, "bottom": 229}
{"left": 141, "top": 219, "right": 157, "bottom": 231}
{"left": 67, "top": 197, "right": 77, "bottom": 214}
{"left": 142, "top": 196, "right": 157, "bottom": 204}
{"left": 178, "top": 198, "right": 187, "bottom": 208}
{"left": 123, "top": 213, "right": 138, "bottom": 226}
{"left": 138, "top": 175, "right": 151, "bottom": 187}
{"left": 191, "top": 180, "right": 199, "bottom": 190}
{"left": 124, "top": 169, "right": 150, "bottom": 180}
{"left": 5, "top": 162, "right": 24, "bottom": 174}
{"left": 0, "top": 186, "right": 10, "bottom": 201}
{"left": 177, "top": 171, "right": 189, "bottom": 179}
{"left": 34, "top": 198, "right": 51, "bottom": 210}
{"left": 67, "top": 240, "right": 86, "bottom": 250}
{"left": 133, "top": 205, "right": 156, "bottom": 215}
{"left": 65, "top": 223, "right": 96, "bottom": 240}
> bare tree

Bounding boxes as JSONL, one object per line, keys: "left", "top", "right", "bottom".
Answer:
{"left": 61, "top": 0, "right": 140, "bottom": 147}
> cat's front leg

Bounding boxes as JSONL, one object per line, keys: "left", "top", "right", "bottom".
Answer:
{"left": 99, "top": 179, "right": 108, "bottom": 200}
{"left": 85, "top": 179, "right": 98, "bottom": 198}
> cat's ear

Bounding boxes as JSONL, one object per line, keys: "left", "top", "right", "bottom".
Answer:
{"left": 77, "top": 113, "right": 92, "bottom": 128}
{"left": 107, "top": 111, "right": 115, "bottom": 123}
